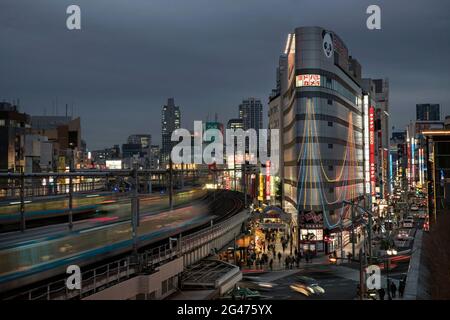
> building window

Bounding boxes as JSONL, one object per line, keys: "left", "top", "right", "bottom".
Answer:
{"left": 327, "top": 99, "right": 332, "bottom": 105}
{"left": 328, "top": 121, "right": 333, "bottom": 127}
{"left": 328, "top": 144, "right": 333, "bottom": 149}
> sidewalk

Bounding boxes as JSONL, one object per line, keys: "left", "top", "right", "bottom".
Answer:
{"left": 240, "top": 232, "right": 330, "bottom": 272}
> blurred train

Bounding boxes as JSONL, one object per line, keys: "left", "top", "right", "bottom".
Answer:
{"left": 0, "top": 192, "right": 119, "bottom": 224}
{"left": 0, "top": 188, "right": 207, "bottom": 229}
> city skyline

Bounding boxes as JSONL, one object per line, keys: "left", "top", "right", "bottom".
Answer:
{"left": 1, "top": 0, "right": 449, "bottom": 150}
{"left": 2, "top": 0, "right": 450, "bottom": 303}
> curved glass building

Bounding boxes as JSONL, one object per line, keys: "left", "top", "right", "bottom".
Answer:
{"left": 276, "top": 27, "right": 365, "bottom": 253}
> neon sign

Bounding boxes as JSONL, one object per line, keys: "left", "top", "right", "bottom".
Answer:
{"left": 296, "top": 74, "right": 321, "bottom": 87}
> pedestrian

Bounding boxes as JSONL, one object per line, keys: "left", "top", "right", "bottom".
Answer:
{"left": 378, "top": 287, "right": 385, "bottom": 300}
{"left": 296, "top": 256, "right": 300, "bottom": 268}
{"left": 347, "top": 252, "right": 352, "bottom": 263}
{"left": 390, "top": 281, "right": 397, "bottom": 298}
{"left": 269, "top": 258, "right": 273, "bottom": 271}
{"left": 285, "top": 256, "right": 289, "bottom": 269}
{"left": 277, "top": 252, "right": 282, "bottom": 263}
{"left": 305, "top": 252, "right": 309, "bottom": 263}
{"left": 399, "top": 280, "right": 405, "bottom": 298}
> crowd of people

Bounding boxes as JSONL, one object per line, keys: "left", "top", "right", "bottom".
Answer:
{"left": 239, "top": 228, "right": 318, "bottom": 271}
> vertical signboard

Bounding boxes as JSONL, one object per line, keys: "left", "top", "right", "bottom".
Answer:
{"left": 383, "top": 149, "right": 388, "bottom": 198}
{"left": 363, "top": 95, "right": 370, "bottom": 194}
{"left": 411, "top": 137, "right": 416, "bottom": 186}
{"left": 369, "top": 107, "right": 376, "bottom": 195}
{"left": 266, "top": 160, "right": 271, "bottom": 201}
{"left": 258, "top": 173, "right": 264, "bottom": 201}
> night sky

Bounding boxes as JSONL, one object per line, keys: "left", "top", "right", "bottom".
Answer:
{"left": 1, "top": 0, "right": 449, "bottom": 150}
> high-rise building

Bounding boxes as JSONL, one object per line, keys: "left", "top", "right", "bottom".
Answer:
{"left": 149, "top": 145, "right": 160, "bottom": 170}
{"left": 127, "top": 134, "right": 151, "bottom": 149}
{"left": 161, "top": 98, "right": 181, "bottom": 165}
{"left": 239, "top": 98, "right": 263, "bottom": 131}
{"left": 416, "top": 104, "right": 440, "bottom": 121}
{"left": 274, "top": 27, "right": 365, "bottom": 254}
{"left": 0, "top": 102, "right": 30, "bottom": 173}
{"left": 227, "top": 118, "right": 244, "bottom": 131}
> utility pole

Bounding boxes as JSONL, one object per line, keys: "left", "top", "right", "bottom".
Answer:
{"left": 368, "top": 204, "right": 373, "bottom": 263}
{"left": 169, "top": 158, "right": 173, "bottom": 211}
{"left": 351, "top": 201, "right": 355, "bottom": 258}
{"left": 339, "top": 213, "right": 344, "bottom": 260}
{"left": 68, "top": 174, "right": 73, "bottom": 230}
{"left": 243, "top": 161, "right": 247, "bottom": 208}
{"left": 131, "top": 167, "right": 140, "bottom": 256}
{"left": 20, "top": 171, "right": 25, "bottom": 232}
{"left": 359, "top": 247, "right": 364, "bottom": 300}
{"left": 233, "top": 148, "right": 237, "bottom": 191}
{"left": 181, "top": 162, "right": 184, "bottom": 189}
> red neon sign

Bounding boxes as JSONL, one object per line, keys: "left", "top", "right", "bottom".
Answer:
{"left": 369, "top": 106, "right": 376, "bottom": 195}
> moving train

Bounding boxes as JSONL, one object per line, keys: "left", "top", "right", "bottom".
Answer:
{"left": 0, "top": 188, "right": 206, "bottom": 230}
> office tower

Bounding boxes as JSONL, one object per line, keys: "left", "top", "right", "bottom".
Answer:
{"left": 227, "top": 118, "right": 244, "bottom": 131}
{"left": 127, "top": 134, "right": 152, "bottom": 149}
{"left": 239, "top": 98, "right": 263, "bottom": 131}
{"left": 416, "top": 104, "right": 440, "bottom": 121}
{"left": 161, "top": 98, "right": 181, "bottom": 165}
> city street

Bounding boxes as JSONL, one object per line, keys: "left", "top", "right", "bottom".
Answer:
{"left": 239, "top": 265, "right": 359, "bottom": 300}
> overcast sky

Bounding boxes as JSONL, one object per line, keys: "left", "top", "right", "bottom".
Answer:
{"left": 1, "top": 0, "right": 449, "bottom": 150}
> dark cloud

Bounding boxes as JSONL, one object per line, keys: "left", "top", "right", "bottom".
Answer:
{"left": 1, "top": 0, "right": 449, "bottom": 149}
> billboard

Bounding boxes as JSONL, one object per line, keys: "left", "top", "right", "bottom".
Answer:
{"left": 258, "top": 174, "right": 264, "bottom": 201}
{"left": 106, "top": 160, "right": 122, "bottom": 170}
{"left": 296, "top": 74, "right": 321, "bottom": 87}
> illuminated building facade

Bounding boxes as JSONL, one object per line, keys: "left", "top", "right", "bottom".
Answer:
{"left": 275, "top": 27, "right": 365, "bottom": 253}
{"left": 406, "top": 120, "right": 444, "bottom": 190}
